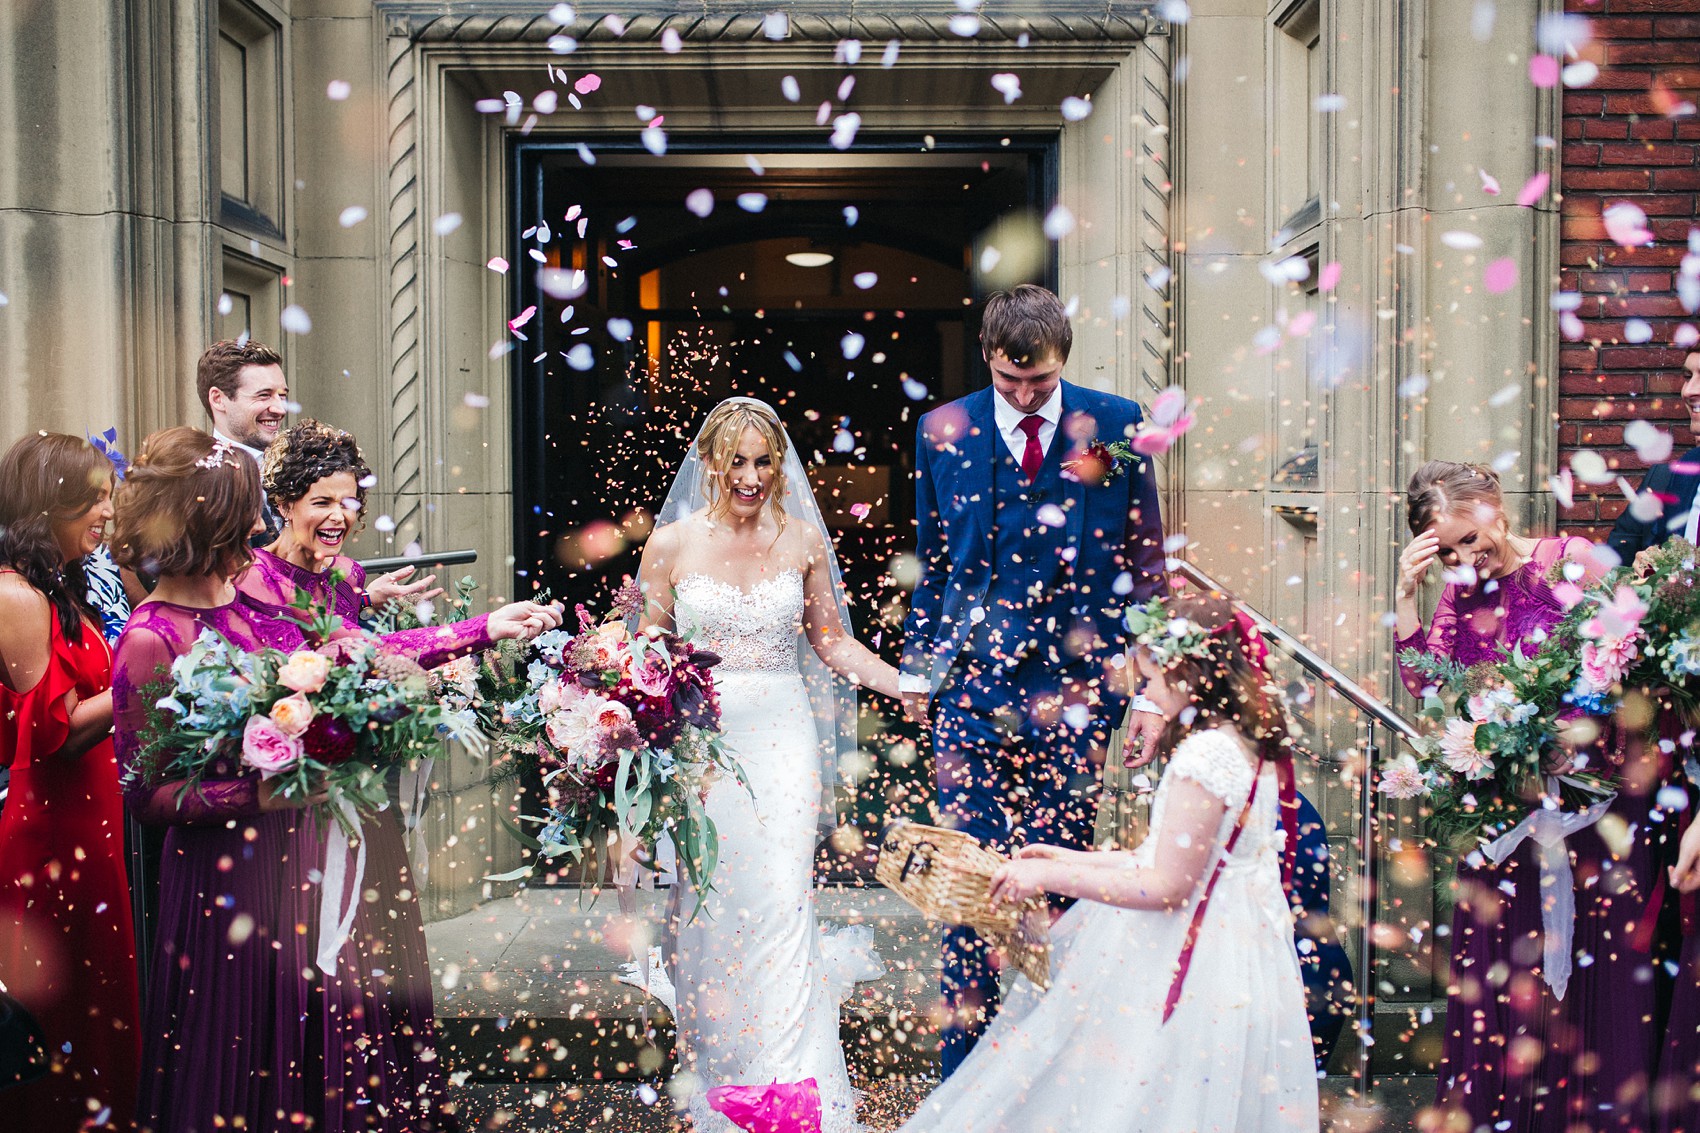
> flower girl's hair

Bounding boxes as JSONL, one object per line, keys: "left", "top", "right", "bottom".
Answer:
{"left": 1140, "top": 591, "right": 1292, "bottom": 766}
{"left": 696, "top": 399, "right": 789, "bottom": 529}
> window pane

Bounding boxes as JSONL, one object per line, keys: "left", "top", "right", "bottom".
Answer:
{"left": 218, "top": 33, "right": 248, "bottom": 201}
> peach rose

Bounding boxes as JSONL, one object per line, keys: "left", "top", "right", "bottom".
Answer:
{"left": 277, "top": 650, "right": 331, "bottom": 694}
{"left": 268, "top": 693, "right": 315, "bottom": 738}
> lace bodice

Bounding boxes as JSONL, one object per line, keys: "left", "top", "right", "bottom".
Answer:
{"left": 674, "top": 570, "right": 805, "bottom": 674}
{"left": 1137, "top": 729, "right": 1278, "bottom": 870}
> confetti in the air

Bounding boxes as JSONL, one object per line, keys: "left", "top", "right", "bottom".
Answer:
{"left": 1517, "top": 172, "right": 1550, "bottom": 207}
{"left": 487, "top": 257, "right": 509, "bottom": 274}
{"left": 565, "top": 343, "right": 594, "bottom": 370}
{"left": 338, "top": 206, "right": 368, "bottom": 228}
{"left": 1317, "top": 261, "right": 1342, "bottom": 292}
{"left": 738, "top": 193, "right": 768, "bottom": 213}
{"left": 842, "top": 333, "right": 866, "bottom": 360}
{"left": 1440, "top": 231, "right": 1483, "bottom": 250}
{"left": 991, "top": 74, "right": 1023, "bottom": 104}
{"left": 830, "top": 114, "right": 862, "bottom": 150}
{"left": 853, "top": 272, "right": 879, "bottom": 290}
{"left": 1529, "top": 54, "right": 1560, "bottom": 89}
{"left": 1604, "top": 202, "right": 1654, "bottom": 248}
{"left": 782, "top": 76, "right": 801, "bottom": 102}
{"left": 1061, "top": 97, "right": 1093, "bottom": 122}
{"left": 1625, "top": 319, "right": 1654, "bottom": 344}
{"left": 1483, "top": 257, "right": 1518, "bottom": 294}
{"left": 574, "top": 74, "right": 601, "bottom": 94}
{"left": 433, "top": 213, "right": 463, "bottom": 236}
{"left": 1479, "top": 169, "right": 1501, "bottom": 196}
{"left": 280, "top": 305, "right": 312, "bottom": 335}
{"left": 1132, "top": 387, "right": 1196, "bottom": 455}
{"left": 326, "top": 80, "right": 351, "bottom": 101}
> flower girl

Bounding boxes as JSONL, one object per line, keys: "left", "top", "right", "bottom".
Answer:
{"left": 898, "top": 591, "right": 1319, "bottom": 1133}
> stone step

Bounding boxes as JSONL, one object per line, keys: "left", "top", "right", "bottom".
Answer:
{"left": 427, "top": 885, "right": 942, "bottom": 1081}
{"left": 442, "top": 1077, "right": 1437, "bottom": 1132}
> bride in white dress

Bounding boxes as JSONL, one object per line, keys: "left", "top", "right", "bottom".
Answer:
{"left": 635, "top": 397, "right": 902, "bottom": 1133}
{"left": 897, "top": 592, "right": 1318, "bottom": 1133}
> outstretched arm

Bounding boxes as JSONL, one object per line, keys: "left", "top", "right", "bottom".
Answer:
{"left": 801, "top": 526, "right": 901, "bottom": 698}
{"left": 989, "top": 777, "right": 1227, "bottom": 912}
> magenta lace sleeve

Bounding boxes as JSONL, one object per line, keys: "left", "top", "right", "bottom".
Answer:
{"left": 376, "top": 616, "right": 496, "bottom": 670}
{"left": 112, "top": 626, "right": 262, "bottom": 824}
{"left": 1396, "top": 584, "right": 1461, "bottom": 697}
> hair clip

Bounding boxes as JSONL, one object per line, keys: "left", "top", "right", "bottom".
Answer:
{"left": 88, "top": 427, "right": 127, "bottom": 481}
{"left": 195, "top": 441, "right": 236, "bottom": 471}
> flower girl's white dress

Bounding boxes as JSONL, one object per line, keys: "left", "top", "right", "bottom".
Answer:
{"left": 899, "top": 728, "right": 1319, "bottom": 1133}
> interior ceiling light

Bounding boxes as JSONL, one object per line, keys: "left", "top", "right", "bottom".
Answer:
{"left": 785, "top": 252, "right": 835, "bottom": 268}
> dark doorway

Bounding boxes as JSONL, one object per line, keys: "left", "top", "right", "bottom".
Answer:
{"left": 508, "top": 138, "right": 1055, "bottom": 876}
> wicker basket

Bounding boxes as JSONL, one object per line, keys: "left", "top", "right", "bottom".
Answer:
{"left": 875, "top": 821, "right": 1051, "bottom": 989}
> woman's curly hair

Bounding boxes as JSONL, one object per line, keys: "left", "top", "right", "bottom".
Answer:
{"left": 260, "top": 420, "right": 373, "bottom": 512}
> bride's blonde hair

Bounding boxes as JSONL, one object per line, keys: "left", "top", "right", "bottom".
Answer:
{"left": 697, "top": 399, "right": 789, "bottom": 529}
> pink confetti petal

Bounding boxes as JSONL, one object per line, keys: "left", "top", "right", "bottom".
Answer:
{"left": 486, "top": 257, "right": 510, "bottom": 274}
{"left": 1483, "top": 258, "right": 1519, "bottom": 294}
{"left": 1517, "top": 171, "right": 1551, "bottom": 207}
{"left": 1479, "top": 169, "right": 1501, "bottom": 196}
{"left": 848, "top": 502, "right": 871, "bottom": 520}
{"left": 1317, "top": 261, "right": 1342, "bottom": 292}
{"left": 1604, "top": 202, "right": 1654, "bottom": 249}
{"left": 508, "top": 305, "right": 536, "bottom": 332}
{"left": 574, "top": 74, "right": 601, "bottom": 94}
{"left": 1286, "top": 310, "right": 1317, "bottom": 337}
{"left": 1529, "top": 54, "right": 1560, "bottom": 88}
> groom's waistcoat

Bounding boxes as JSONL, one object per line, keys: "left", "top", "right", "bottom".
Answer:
{"left": 960, "top": 431, "right": 1076, "bottom": 669}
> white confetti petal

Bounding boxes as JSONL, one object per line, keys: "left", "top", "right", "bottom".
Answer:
{"left": 375, "top": 514, "right": 397, "bottom": 533}
{"left": 642, "top": 126, "right": 667, "bottom": 155}
{"left": 464, "top": 392, "right": 491, "bottom": 409}
{"left": 538, "top": 268, "right": 587, "bottom": 299}
{"left": 280, "top": 305, "right": 312, "bottom": 334}
{"left": 737, "top": 193, "right": 768, "bottom": 213}
{"left": 902, "top": 376, "right": 928, "bottom": 400}
{"left": 433, "top": 213, "right": 463, "bottom": 236}
{"left": 948, "top": 14, "right": 980, "bottom": 36}
{"left": 1061, "top": 96, "right": 1093, "bottom": 122}
{"left": 1625, "top": 318, "right": 1654, "bottom": 343}
{"left": 841, "top": 332, "right": 865, "bottom": 359}
{"left": 565, "top": 343, "right": 595, "bottom": 371}
{"left": 326, "top": 80, "right": 351, "bottom": 101}
{"left": 1571, "top": 449, "right": 1612, "bottom": 485}
{"left": 781, "top": 75, "right": 801, "bottom": 102}
{"left": 606, "top": 318, "right": 634, "bottom": 342}
{"left": 661, "top": 28, "right": 682, "bottom": 53}
{"left": 1562, "top": 61, "right": 1599, "bottom": 88}
{"left": 853, "top": 272, "right": 878, "bottom": 290}
{"left": 763, "top": 11, "right": 789, "bottom": 39}
{"left": 338, "top": 205, "right": 368, "bottom": 228}
{"left": 1440, "top": 231, "right": 1484, "bottom": 250}
{"left": 534, "top": 90, "right": 559, "bottom": 115}
{"left": 991, "top": 73, "right": 1023, "bottom": 104}
{"left": 685, "top": 188, "right": 714, "bottom": 217}
{"left": 549, "top": 3, "right": 575, "bottom": 24}
{"left": 1043, "top": 204, "right": 1076, "bottom": 240}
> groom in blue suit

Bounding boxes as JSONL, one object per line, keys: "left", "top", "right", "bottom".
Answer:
{"left": 899, "top": 284, "right": 1167, "bottom": 1075}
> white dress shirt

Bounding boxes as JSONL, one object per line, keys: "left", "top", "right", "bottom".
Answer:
{"left": 212, "top": 428, "right": 265, "bottom": 468}
{"left": 991, "top": 385, "right": 1063, "bottom": 466}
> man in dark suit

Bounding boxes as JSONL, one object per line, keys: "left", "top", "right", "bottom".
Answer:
{"left": 900, "top": 284, "right": 1167, "bottom": 1075}
{"left": 1608, "top": 350, "right": 1700, "bottom": 560}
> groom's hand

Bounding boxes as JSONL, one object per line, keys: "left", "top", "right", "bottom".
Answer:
{"left": 1121, "top": 710, "right": 1166, "bottom": 769}
{"left": 900, "top": 691, "right": 931, "bottom": 729}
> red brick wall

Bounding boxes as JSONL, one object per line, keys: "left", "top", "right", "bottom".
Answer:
{"left": 1558, "top": 1, "right": 1700, "bottom": 541}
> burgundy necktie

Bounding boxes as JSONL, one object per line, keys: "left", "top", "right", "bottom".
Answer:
{"left": 1017, "top": 414, "right": 1045, "bottom": 481}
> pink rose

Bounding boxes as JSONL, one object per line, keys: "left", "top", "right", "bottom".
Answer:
{"left": 268, "top": 693, "right": 315, "bottom": 737}
{"left": 628, "top": 656, "right": 672, "bottom": 698}
{"left": 242, "top": 715, "right": 304, "bottom": 778}
{"left": 594, "top": 699, "right": 633, "bottom": 732}
{"left": 589, "top": 623, "right": 629, "bottom": 669}
{"left": 277, "top": 650, "right": 332, "bottom": 694}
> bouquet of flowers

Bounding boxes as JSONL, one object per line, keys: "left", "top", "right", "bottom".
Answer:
{"left": 127, "top": 595, "right": 485, "bottom": 834}
{"left": 475, "top": 581, "right": 745, "bottom": 895}
{"left": 1389, "top": 538, "right": 1700, "bottom": 849}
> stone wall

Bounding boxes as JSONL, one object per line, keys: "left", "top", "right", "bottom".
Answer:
{"left": 1557, "top": 0, "right": 1700, "bottom": 540}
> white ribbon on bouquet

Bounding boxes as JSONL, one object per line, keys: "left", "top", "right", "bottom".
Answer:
{"left": 316, "top": 797, "right": 370, "bottom": 976}
{"left": 1477, "top": 777, "right": 1616, "bottom": 1001}
{"left": 398, "top": 757, "right": 435, "bottom": 891}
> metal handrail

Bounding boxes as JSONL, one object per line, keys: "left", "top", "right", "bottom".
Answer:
{"left": 1173, "top": 559, "right": 1420, "bottom": 744}
{"left": 1170, "top": 558, "right": 1419, "bottom": 1105}
{"left": 357, "top": 549, "right": 479, "bottom": 574}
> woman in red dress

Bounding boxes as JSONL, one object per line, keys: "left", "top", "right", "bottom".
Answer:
{"left": 0, "top": 432, "right": 138, "bottom": 1129}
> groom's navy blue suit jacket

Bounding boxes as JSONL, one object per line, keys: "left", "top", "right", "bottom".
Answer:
{"left": 900, "top": 381, "right": 1166, "bottom": 695}
{"left": 1607, "top": 445, "right": 1700, "bottom": 560}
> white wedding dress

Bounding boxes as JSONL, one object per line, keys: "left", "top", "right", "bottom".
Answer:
{"left": 670, "top": 569, "right": 880, "bottom": 1133}
{"left": 898, "top": 728, "right": 1319, "bottom": 1133}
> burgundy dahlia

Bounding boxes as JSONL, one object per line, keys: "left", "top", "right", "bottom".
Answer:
{"left": 302, "top": 714, "right": 358, "bottom": 765}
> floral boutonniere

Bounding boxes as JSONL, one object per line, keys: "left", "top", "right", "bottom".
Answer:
{"left": 1062, "top": 439, "right": 1138, "bottom": 485}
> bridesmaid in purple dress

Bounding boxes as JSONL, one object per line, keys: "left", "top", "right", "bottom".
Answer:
{"left": 111, "top": 427, "right": 559, "bottom": 1132}
{"left": 1396, "top": 460, "right": 1663, "bottom": 1132}
{"left": 238, "top": 419, "right": 549, "bottom": 1130}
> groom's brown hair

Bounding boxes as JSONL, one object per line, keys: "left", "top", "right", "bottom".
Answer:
{"left": 980, "top": 284, "right": 1073, "bottom": 366}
